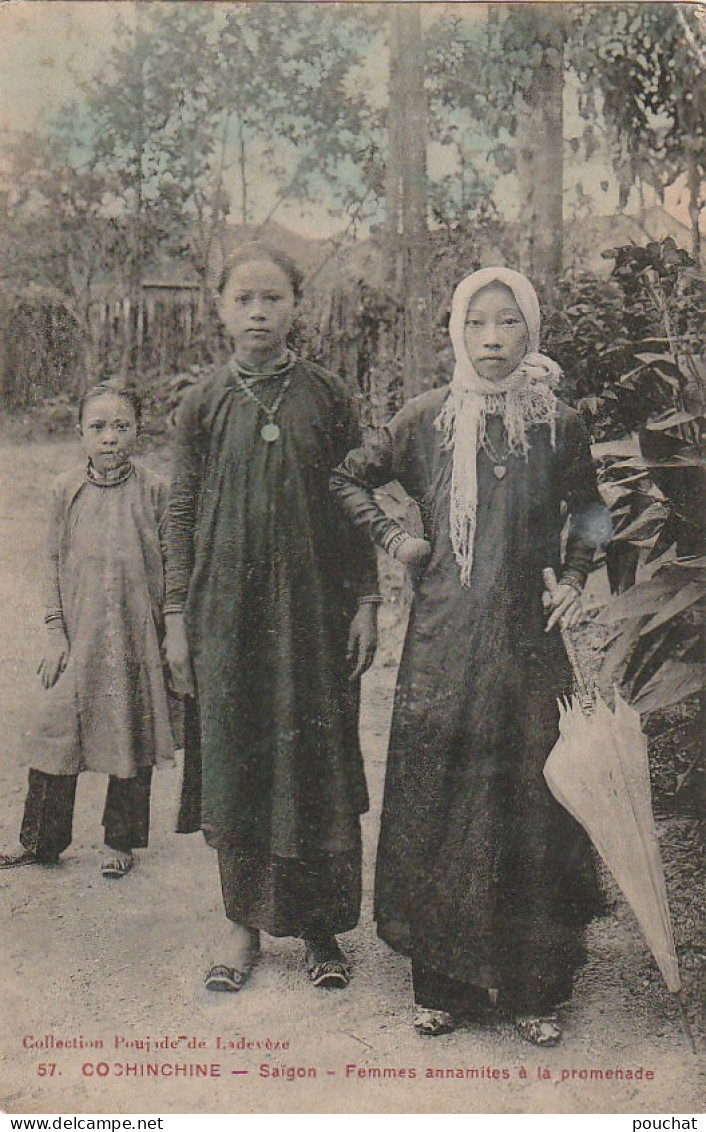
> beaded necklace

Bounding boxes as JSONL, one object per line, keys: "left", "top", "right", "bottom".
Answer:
{"left": 230, "top": 352, "right": 295, "bottom": 444}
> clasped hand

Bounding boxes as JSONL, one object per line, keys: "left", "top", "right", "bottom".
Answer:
{"left": 164, "top": 613, "right": 195, "bottom": 697}
{"left": 543, "top": 584, "right": 583, "bottom": 632}
{"left": 38, "top": 626, "right": 69, "bottom": 689}
{"left": 396, "top": 537, "right": 432, "bottom": 568}
{"left": 347, "top": 603, "right": 378, "bottom": 682}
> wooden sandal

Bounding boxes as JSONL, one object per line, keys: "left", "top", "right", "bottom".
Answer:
{"left": 204, "top": 964, "right": 252, "bottom": 992}
{"left": 304, "top": 938, "right": 350, "bottom": 988}
{"left": 101, "top": 855, "right": 134, "bottom": 879}
{"left": 515, "top": 1014, "right": 562, "bottom": 1046}
{"left": 413, "top": 1006, "right": 455, "bottom": 1036}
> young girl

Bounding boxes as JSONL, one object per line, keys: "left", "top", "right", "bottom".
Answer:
{"left": 165, "top": 242, "right": 378, "bottom": 992}
{"left": 0, "top": 381, "right": 173, "bottom": 878}
{"left": 331, "top": 267, "right": 611, "bottom": 1044}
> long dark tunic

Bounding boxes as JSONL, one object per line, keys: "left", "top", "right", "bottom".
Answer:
{"left": 331, "top": 388, "right": 609, "bottom": 1012}
{"left": 166, "top": 359, "right": 377, "bottom": 936}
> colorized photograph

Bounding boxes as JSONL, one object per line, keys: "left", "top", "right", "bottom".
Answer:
{"left": 0, "top": 0, "right": 703, "bottom": 1116}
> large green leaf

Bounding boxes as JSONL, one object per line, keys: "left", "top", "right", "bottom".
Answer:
{"left": 645, "top": 411, "right": 703, "bottom": 432}
{"left": 639, "top": 581, "right": 704, "bottom": 635}
{"left": 601, "top": 621, "right": 642, "bottom": 683}
{"left": 632, "top": 661, "right": 704, "bottom": 714}
{"left": 635, "top": 352, "right": 679, "bottom": 368}
{"left": 604, "top": 471, "right": 651, "bottom": 489}
{"left": 610, "top": 502, "right": 668, "bottom": 542}
{"left": 627, "top": 623, "right": 698, "bottom": 691}
{"left": 592, "top": 437, "right": 640, "bottom": 460}
{"left": 599, "top": 483, "right": 630, "bottom": 507}
{"left": 596, "top": 572, "right": 678, "bottom": 623}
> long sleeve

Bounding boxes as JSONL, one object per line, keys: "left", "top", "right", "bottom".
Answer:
{"left": 156, "top": 476, "right": 170, "bottom": 570}
{"left": 330, "top": 386, "right": 381, "bottom": 601}
{"left": 560, "top": 411, "right": 612, "bottom": 589}
{"left": 42, "top": 483, "right": 64, "bottom": 628}
{"left": 330, "top": 397, "right": 423, "bottom": 554}
{"left": 164, "top": 388, "right": 205, "bottom": 614}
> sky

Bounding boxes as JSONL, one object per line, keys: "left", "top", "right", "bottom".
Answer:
{"left": 0, "top": 1, "right": 701, "bottom": 240}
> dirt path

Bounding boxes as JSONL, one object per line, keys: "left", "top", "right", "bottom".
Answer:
{"left": 0, "top": 437, "right": 703, "bottom": 1115}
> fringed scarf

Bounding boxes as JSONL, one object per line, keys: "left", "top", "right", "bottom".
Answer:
{"left": 435, "top": 267, "right": 561, "bottom": 587}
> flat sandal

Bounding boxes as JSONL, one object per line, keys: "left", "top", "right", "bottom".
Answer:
{"left": 515, "top": 1014, "right": 562, "bottom": 1046}
{"left": 101, "top": 855, "right": 134, "bottom": 879}
{"left": 204, "top": 964, "right": 252, "bottom": 992}
{"left": 413, "top": 1006, "right": 455, "bottom": 1036}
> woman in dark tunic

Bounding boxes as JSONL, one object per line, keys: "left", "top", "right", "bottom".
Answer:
{"left": 165, "top": 243, "right": 379, "bottom": 991}
{"left": 331, "top": 267, "right": 611, "bottom": 1043}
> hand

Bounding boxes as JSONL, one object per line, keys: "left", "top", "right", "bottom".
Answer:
{"left": 38, "top": 627, "right": 69, "bottom": 689}
{"left": 396, "top": 537, "right": 432, "bottom": 568}
{"left": 164, "top": 613, "right": 195, "bottom": 696}
{"left": 544, "top": 584, "right": 583, "bottom": 633}
{"left": 347, "top": 604, "right": 378, "bottom": 683}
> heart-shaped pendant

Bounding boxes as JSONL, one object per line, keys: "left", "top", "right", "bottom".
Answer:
{"left": 493, "top": 465, "right": 507, "bottom": 480}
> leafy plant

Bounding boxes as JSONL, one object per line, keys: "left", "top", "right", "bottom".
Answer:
{"left": 595, "top": 238, "right": 704, "bottom": 735}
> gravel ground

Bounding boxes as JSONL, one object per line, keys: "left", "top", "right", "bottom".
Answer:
{"left": 0, "top": 437, "right": 703, "bottom": 1115}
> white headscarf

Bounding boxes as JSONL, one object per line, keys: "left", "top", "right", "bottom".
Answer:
{"left": 436, "top": 267, "right": 561, "bottom": 587}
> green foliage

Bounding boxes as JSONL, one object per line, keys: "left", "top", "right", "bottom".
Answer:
{"left": 598, "top": 559, "right": 704, "bottom": 716}
{"left": 568, "top": 4, "right": 705, "bottom": 217}
{"left": 541, "top": 273, "right": 633, "bottom": 436}
{"left": 424, "top": 5, "right": 567, "bottom": 223}
{"left": 592, "top": 237, "right": 705, "bottom": 731}
{"left": 424, "top": 12, "right": 514, "bottom": 220}
{"left": 540, "top": 238, "right": 705, "bottom": 439}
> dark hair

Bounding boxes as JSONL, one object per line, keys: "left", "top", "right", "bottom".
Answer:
{"left": 216, "top": 241, "right": 303, "bottom": 300}
{"left": 78, "top": 380, "right": 143, "bottom": 428}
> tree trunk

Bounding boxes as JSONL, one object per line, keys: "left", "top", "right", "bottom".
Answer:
{"left": 687, "top": 152, "right": 702, "bottom": 263}
{"left": 384, "top": 9, "right": 403, "bottom": 291}
{"left": 238, "top": 121, "right": 248, "bottom": 228}
{"left": 127, "top": 8, "right": 147, "bottom": 376}
{"left": 388, "top": 4, "right": 434, "bottom": 399}
{"left": 515, "top": 6, "right": 565, "bottom": 302}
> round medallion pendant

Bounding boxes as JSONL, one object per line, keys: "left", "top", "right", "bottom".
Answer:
{"left": 260, "top": 422, "right": 281, "bottom": 443}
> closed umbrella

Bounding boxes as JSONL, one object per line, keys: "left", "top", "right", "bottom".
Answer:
{"left": 542, "top": 569, "right": 695, "bottom": 1051}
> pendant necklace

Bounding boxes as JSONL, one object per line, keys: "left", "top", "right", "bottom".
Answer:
{"left": 235, "top": 371, "right": 292, "bottom": 443}
{"left": 481, "top": 431, "right": 509, "bottom": 480}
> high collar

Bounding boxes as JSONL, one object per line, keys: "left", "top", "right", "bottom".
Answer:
{"left": 230, "top": 350, "right": 296, "bottom": 381}
{"left": 86, "top": 459, "right": 134, "bottom": 487}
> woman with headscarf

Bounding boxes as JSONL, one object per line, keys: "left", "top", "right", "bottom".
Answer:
{"left": 330, "top": 267, "right": 611, "bottom": 1044}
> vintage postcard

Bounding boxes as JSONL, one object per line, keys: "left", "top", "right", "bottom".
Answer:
{"left": 0, "top": 0, "right": 703, "bottom": 1116}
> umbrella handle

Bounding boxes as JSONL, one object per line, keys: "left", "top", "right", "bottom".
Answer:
{"left": 542, "top": 568, "right": 594, "bottom": 711}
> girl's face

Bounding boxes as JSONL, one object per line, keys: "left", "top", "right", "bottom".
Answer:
{"left": 80, "top": 393, "right": 137, "bottom": 473}
{"left": 218, "top": 259, "right": 296, "bottom": 366}
{"left": 463, "top": 283, "right": 529, "bottom": 382}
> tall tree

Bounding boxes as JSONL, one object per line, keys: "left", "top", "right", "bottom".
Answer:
{"left": 0, "top": 129, "right": 131, "bottom": 390}
{"left": 425, "top": 4, "right": 567, "bottom": 293}
{"left": 387, "top": 5, "right": 434, "bottom": 397}
{"left": 569, "top": 3, "right": 705, "bottom": 258}
{"left": 512, "top": 6, "right": 566, "bottom": 296}
{"left": 81, "top": 6, "right": 208, "bottom": 370}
